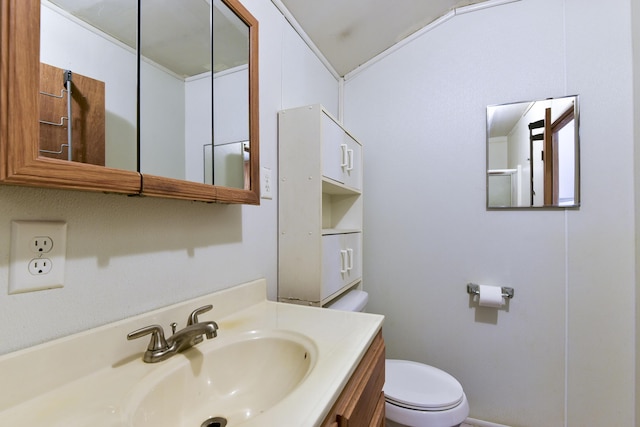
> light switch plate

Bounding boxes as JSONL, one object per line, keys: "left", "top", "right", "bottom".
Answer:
{"left": 261, "top": 167, "right": 273, "bottom": 199}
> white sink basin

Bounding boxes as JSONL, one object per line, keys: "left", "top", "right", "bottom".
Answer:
{"left": 0, "top": 280, "right": 383, "bottom": 426}
{"left": 125, "top": 330, "right": 317, "bottom": 426}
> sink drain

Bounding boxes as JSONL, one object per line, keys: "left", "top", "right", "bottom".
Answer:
{"left": 200, "top": 417, "right": 227, "bottom": 427}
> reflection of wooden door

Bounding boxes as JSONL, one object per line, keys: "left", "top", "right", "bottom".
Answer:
{"left": 528, "top": 118, "right": 545, "bottom": 206}
{"left": 39, "top": 63, "right": 105, "bottom": 165}
{"left": 543, "top": 108, "right": 552, "bottom": 205}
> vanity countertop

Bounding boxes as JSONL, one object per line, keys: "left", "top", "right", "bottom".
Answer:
{"left": 0, "top": 279, "right": 383, "bottom": 426}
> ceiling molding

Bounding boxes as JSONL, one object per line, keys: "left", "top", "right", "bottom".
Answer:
{"left": 270, "top": 0, "right": 341, "bottom": 80}
{"left": 344, "top": 0, "right": 521, "bottom": 81}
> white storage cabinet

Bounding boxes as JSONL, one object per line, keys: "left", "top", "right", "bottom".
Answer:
{"left": 278, "top": 104, "right": 363, "bottom": 306}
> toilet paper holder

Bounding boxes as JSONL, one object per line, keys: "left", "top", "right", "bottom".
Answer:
{"left": 466, "top": 283, "right": 514, "bottom": 299}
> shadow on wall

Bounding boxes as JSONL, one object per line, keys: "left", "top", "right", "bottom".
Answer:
{"left": 0, "top": 185, "right": 243, "bottom": 268}
{"left": 467, "top": 294, "right": 511, "bottom": 325}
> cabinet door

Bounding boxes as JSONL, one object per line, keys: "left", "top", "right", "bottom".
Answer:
{"left": 321, "top": 111, "right": 362, "bottom": 192}
{"left": 320, "top": 331, "right": 385, "bottom": 427}
{"left": 322, "top": 233, "right": 362, "bottom": 299}
{"left": 341, "top": 232, "right": 362, "bottom": 285}
{"left": 322, "top": 112, "right": 348, "bottom": 185}
{"left": 342, "top": 132, "right": 362, "bottom": 191}
{"left": 322, "top": 234, "right": 344, "bottom": 299}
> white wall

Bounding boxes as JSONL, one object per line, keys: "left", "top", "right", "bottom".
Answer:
{"left": 11, "top": 1, "right": 638, "bottom": 425}
{"left": 0, "top": 0, "right": 338, "bottom": 355}
{"left": 488, "top": 136, "right": 507, "bottom": 170}
{"left": 139, "top": 61, "right": 186, "bottom": 180}
{"left": 184, "top": 66, "right": 250, "bottom": 184}
{"left": 632, "top": 0, "right": 640, "bottom": 424}
{"left": 185, "top": 73, "right": 212, "bottom": 183}
{"left": 42, "top": 2, "right": 190, "bottom": 179}
{"left": 344, "top": 0, "right": 635, "bottom": 426}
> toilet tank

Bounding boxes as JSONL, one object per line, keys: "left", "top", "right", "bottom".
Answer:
{"left": 326, "top": 290, "right": 369, "bottom": 312}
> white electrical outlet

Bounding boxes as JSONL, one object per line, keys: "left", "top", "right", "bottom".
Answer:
{"left": 9, "top": 220, "right": 67, "bottom": 294}
{"left": 261, "top": 167, "right": 273, "bottom": 199}
{"left": 30, "top": 236, "right": 54, "bottom": 254}
{"left": 28, "top": 258, "right": 53, "bottom": 275}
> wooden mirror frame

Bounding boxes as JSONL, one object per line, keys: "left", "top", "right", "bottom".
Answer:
{"left": 0, "top": 0, "right": 260, "bottom": 204}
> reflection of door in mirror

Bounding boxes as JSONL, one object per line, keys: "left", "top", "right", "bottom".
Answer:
{"left": 487, "top": 95, "right": 580, "bottom": 209}
{"left": 39, "top": 63, "right": 105, "bottom": 165}
{"left": 40, "top": 0, "right": 138, "bottom": 172}
{"left": 488, "top": 171, "right": 518, "bottom": 207}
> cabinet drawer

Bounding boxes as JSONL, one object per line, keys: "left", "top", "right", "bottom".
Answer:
{"left": 371, "top": 392, "right": 386, "bottom": 427}
{"left": 322, "top": 233, "right": 362, "bottom": 299}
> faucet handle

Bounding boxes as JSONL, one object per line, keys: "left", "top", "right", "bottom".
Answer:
{"left": 127, "top": 324, "right": 169, "bottom": 351}
{"left": 187, "top": 304, "right": 213, "bottom": 325}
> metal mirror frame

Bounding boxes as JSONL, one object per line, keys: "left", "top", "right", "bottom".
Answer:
{"left": 486, "top": 95, "right": 580, "bottom": 210}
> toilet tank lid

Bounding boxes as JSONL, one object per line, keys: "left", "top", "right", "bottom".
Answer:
{"left": 326, "top": 290, "right": 368, "bottom": 312}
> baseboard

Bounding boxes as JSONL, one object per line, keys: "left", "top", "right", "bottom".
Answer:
{"left": 464, "top": 417, "right": 513, "bottom": 427}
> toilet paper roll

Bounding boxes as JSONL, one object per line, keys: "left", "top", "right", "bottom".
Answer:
{"left": 478, "top": 285, "right": 505, "bottom": 308}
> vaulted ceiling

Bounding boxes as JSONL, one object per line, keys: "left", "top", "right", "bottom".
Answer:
{"left": 46, "top": 0, "right": 492, "bottom": 78}
{"left": 278, "top": 0, "right": 491, "bottom": 76}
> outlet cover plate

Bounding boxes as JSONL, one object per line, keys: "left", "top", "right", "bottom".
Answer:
{"left": 9, "top": 220, "right": 67, "bottom": 294}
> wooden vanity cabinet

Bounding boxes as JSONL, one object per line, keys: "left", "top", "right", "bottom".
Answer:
{"left": 321, "top": 331, "right": 385, "bottom": 427}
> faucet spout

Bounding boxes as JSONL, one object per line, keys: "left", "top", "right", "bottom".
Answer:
{"left": 127, "top": 310, "right": 219, "bottom": 363}
{"left": 169, "top": 320, "right": 219, "bottom": 353}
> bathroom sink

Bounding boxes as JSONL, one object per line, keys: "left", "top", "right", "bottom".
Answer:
{"left": 125, "top": 330, "right": 317, "bottom": 427}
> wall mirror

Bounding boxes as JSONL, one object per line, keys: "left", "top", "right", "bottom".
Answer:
{"left": 0, "top": 0, "right": 259, "bottom": 203}
{"left": 486, "top": 95, "right": 580, "bottom": 209}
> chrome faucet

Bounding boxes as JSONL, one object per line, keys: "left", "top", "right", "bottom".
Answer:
{"left": 127, "top": 305, "right": 219, "bottom": 363}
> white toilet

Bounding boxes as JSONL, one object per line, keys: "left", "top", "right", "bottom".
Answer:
{"left": 327, "top": 290, "right": 469, "bottom": 427}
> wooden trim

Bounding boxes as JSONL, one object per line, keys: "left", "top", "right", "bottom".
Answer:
{"left": 140, "top": 0, "right": 260, "bottom": 203}
{"left": 226, "top": 0, "right": 261, "bottom": 199}
{"left": 1, "top": 0, "right": 260, "bottom": 203}
{"left": 0, "top": 0, "right": 141, "bottom": 194}
{"left": 0, "top": 0, "right": 11, "bottom": 180}
{"left": 552, "top": 104, "right": 575, "bottom": 131}
{"left": 338, "top": 332, "right": 385, "bottom": 425}
{"left": 1, "top": 0, "right": 40, "bottom": 179}
{"left": 321, "top": 330, "right": 386, "bottom": 427}
{"left": 371, "top": 392, "right": 386, "bottom": 427}
{"left": 140, "top": 174, "right": 216, "bottom": 201}
{"left": 543, "top": 107, "right": 552, "bottom": 206}
{"left": 216, "top": 185, "right": 260, "bottom": 205}
{"left": 231, "top": 0, "right": 260, "bottom": 203}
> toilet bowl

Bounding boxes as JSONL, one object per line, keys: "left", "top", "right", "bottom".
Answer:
{"left": 327, "top": 290, "right": 469, "bottom": 427}
{"left": 385, "top": 359, "right": 469, "bottom": 427}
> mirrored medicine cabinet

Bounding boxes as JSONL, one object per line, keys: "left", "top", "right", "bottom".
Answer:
{"left": 486, "top": 95, "right": 580, "bottom": 209}
{"left": 0, "top": 0, "right": 259, "bottom": 204}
